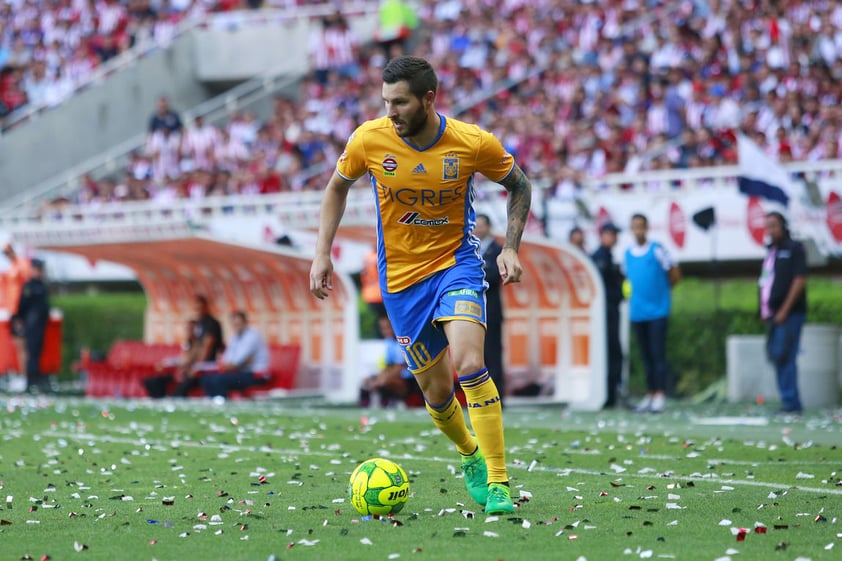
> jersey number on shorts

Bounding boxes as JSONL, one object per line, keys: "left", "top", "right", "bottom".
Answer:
{"left": 405, "top": 341, "right": 432, "bottom": 370}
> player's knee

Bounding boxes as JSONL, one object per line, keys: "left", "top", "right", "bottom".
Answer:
{"left": 449, "top": 352, "right": 484, "bottom": 378}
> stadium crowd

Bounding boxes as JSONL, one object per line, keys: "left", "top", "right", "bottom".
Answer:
{"left": 0, "top": 0, "right": 348, "bottom": 121}
{"left": 19, "top": 0, "right": 842, "bottom": 207}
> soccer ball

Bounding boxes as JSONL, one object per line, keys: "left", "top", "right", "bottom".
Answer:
{"left": 348, "top": 457, "right": 410, "bottom": 516}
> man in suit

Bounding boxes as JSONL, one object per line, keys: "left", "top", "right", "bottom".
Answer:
{"left": 591, "top": 223, "right": 624, "bottom": 408}
{"left": 473, "top": 214, "right": 505, "bottom": 401}
{"left": 14, "top": 258, "right": 50, "bottom": 393}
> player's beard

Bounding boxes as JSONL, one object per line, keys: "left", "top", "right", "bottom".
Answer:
{"left": 392, "top": 106, "right": 428, "bottom": 139}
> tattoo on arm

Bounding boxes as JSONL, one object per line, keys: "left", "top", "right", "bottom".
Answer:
{"left": 498, "top": 164, "right": 532, "bottom": 251}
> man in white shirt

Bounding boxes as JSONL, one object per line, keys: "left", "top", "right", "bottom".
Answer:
{"left": 200, "top": 311, "right": 271, "bottom": 399}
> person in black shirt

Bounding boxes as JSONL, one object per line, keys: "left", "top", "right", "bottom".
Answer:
{"left": 474, "top": 214, "right": 506, "bottom": 401}
{"left": 591, "top": 223, "right": 624, "bottom": 408}
{"left": 14, "top": 258, "right": 50, "bottom": 393}
{"left": 143, "top": 294, "right": 224, "bottom": 398}
{"left": 758, "top": 212, "right": 807, "bottom": 414}
{"left": 148, "top": 96, "right": 183, "bottom": 135}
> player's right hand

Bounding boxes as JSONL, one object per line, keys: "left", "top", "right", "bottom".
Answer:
{"left": 310, "top": 254, "right": 334, "bottom": 299}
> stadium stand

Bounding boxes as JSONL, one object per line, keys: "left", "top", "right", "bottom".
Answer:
{"left": 29, "top": 0, "right": 842, "bottom": 212}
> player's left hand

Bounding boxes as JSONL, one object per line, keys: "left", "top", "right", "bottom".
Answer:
{"left": 497, "top": 248, "right": 523, "bottom": 285}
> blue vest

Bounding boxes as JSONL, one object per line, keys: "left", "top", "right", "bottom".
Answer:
{"left": 624, "top": 242, "right": 671, "bottom": 322}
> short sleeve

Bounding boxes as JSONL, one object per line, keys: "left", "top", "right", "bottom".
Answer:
{"left": 653, "top": 243, "right": 675, "bottom": 271}
{"left": 475, "top": 129, "right": 515, "bottom": 183}
{"left": 336, "top": 127, "right": 368, "bottom": 181}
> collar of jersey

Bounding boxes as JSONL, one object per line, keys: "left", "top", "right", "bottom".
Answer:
{"left": 401, "top": 113, "right": 447, "bottom": 152}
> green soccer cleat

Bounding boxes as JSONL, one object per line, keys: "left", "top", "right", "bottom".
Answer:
{"left": 460, "top": 447, "right": 488, "bottom": 506}
{"left": 485, "top": 482, "right": 515, "bottom": 515}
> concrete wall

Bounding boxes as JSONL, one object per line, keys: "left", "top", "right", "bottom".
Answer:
{"left": 192, "top": 13, "right": 379, "bottom": 82}
{"left": 0, "top": 34, "right": 210, "bottom": 199}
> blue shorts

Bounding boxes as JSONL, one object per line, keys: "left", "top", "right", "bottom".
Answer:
{"left": 383, "top": 261, "right": 487, "bottom": 374}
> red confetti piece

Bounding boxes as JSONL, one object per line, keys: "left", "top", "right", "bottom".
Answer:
{"left": 286, "top": 543, "right": 295, "bottom": 549}
{"left": 600, "top": 491, "right": 609, "bottom": 497}
{"left": 185, "top": 494, "right": 193, "bottom": 499}
{"left": 68, "top": 513, "right": 78, "bottom": 518}
{"left": 754, "top": 527, "right": 767, "bottom": 534}
{"left": 568, "top": 535, "right": 578, "bottom": 540}
{"left": 736, "top": 530, "right": 747, "bottom": 542}
{"left": 334, "top": 509, "right": 342, "bottom": 516}
{"left": 413, "top": 548, "right": 423, "bottom": 553}
{"left": 240, "top": 524, "right": 248, "bottom": 531}
{"left": 258, "top": 476, "right": 267, "bottom": 484}
{"left": 40, "top": 556, "right": 50, "bottom": 561}
{"left": 815, "top": 515, "right": 827, "bottom": 523}
{"left": 149, "top": 540, "right": 157, "bottom": 545}
{"left": 29, "top": 507, "right": 37, "bottom": 513}
{"left": 216, "top": 491, "right": 228, "bottom": 497}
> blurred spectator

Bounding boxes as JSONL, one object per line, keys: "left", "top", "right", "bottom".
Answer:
{"left": 148, "top": 96, "right": 183, "bottom": 135}
{"left": 143, "top": 293, "right": 224, "bottom": 398}
{"left": 200, "top": 310, "right": 271, "bottom": 399}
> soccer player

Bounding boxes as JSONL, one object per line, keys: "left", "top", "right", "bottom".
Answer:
{"left": 309, "top": 55, "right": 531, "bottom": 515}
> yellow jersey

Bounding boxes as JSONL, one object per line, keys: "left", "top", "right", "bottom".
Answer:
{"left": 337, "top": 115, "right": 514, "bottom": 293}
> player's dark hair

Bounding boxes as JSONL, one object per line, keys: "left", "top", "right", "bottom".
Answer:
{"left": 382, "top": 56, "right": 438, "bottom": 100}
{"left": 766, "top": 211, "right": 791, "bottom": 239}
{"left": 631, "top": 213, "right": 648, "bottom": 226}
{"left": 231, "top": 310, "right": 247, "bottom": 322}
{"left": 476, "top": 213, "right": 492, "bottom": 227}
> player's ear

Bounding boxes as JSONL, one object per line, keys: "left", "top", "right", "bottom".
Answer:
{"left": 423, "top": 90, "right": 435, "bottom": 109}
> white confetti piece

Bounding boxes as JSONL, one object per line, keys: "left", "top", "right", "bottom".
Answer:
{"left": 178, "top": 532, "right": 189, "bottom": 538}
{"left": 667, "top": 494, "right": 680, "bottom": 500}
{"left": 485, "top": 516, "right": 499, "bottom": 523}
{"left": 360, "top": 538, "right": 373, "bottom": 545}
{"left": 240, "top": 535, "right": 249, "bottom": 541}
{"left": 639, "top": 550, "right": 653, "bottom": 558}
{"left": 483, "top": 531, "right": 499, "bottom": 538}
{"left": 332, "top": 498, "right": 345, "bottom": 503}
{"left": 297, "top": 539, "right": 319, "bottom": 546}
{"left": 725, "top": 548, "right": 739, "bottom": 554}
{"left": 555, "top": 530, "right": 565, "bottom": 537}
{"left": 795, "top": 472, "right": 815, "bottom": 479}
{"left": 720, "top": 486, "right": 734, "bottom": 491}
{"left": 665, "top": 503, "right": 684, "bottom": 510}
{"left": 522, "top": 520, "right": 531, "bottom": 529}
{"left": 519, "top": 490, "right": 533, "bottom": 500}
{"left": 566, "top": 486, "right": 580, "bottom": 492}
{"left": 825, "top": 543, "right": 834, "bottom": 550}
{"left": 121, "top": 496, "right": 134, "bottom": 501}
{"left": 73, "top": 541, "right": 88, "bottom": 552}
{"left": 768, "top": 492, "right": 777, "bottom": 499}
{"left": 667, "top": 520, "right": 678, "bottom": 526}
{"left": 214, "top": 529, "right": 223, "bottom": 535}
{"left": 712, "top": 557, "right": 731, "bottom": 561}
{"left": 719, "top": 519, "right": 732, "bottom": 526}
{"left": 388, "top": 555, "right": 400, "bottom": 560}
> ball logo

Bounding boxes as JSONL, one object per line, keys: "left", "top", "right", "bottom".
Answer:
{"left": 668, "top": 202, "right": 686, "bottom": 249}
{"left": 746, "top": 197, "right": 766, "bottom": 246}
{"left": 826, "top": 191, "right": 842, "bottom": 243}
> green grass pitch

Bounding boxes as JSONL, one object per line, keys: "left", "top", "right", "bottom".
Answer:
{"left": 1, "top": 396, "right": 840, "bottom": 561}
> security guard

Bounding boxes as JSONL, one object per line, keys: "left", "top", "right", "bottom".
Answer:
{"left": 15, "top": 258, "right": 50, "bottom": 393}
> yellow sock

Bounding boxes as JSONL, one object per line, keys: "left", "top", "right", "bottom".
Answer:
{"left": 459, "top": 368, "right": 508, "bottom": 483}
{"left": 425, "top": 391, "right": 476, "bottom": 456}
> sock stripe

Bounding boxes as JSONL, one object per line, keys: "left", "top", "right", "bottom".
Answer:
{"left": 425, "top": 389, "right": 456, "bottom": 411}
{"left": 459, "top": 368, "right": 490, "bottom": 389}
